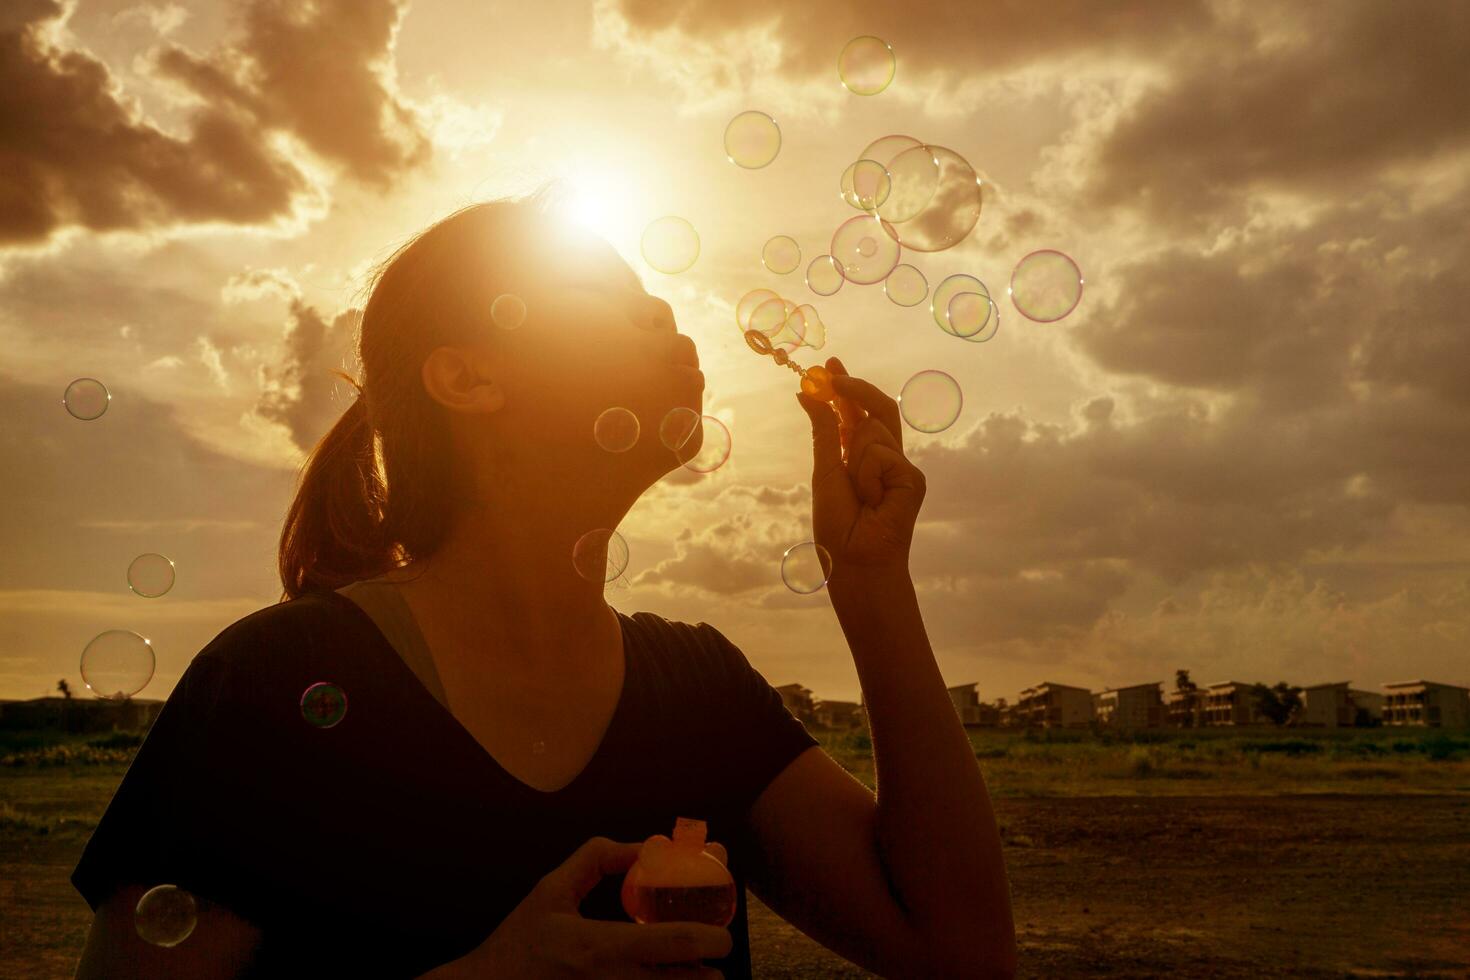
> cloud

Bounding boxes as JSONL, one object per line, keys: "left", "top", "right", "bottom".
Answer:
{"left": 1082, "top": 3, "right": 1470, "bottom": 228}
{"left": 253, "top": 300, "right": 362, "bottom": 453}
{"left": 1, "top": 0, "right": 434, "bottom": 248}
{"left": 633, "top": 483, "right": 810, "bottom": 595}
{"left": 594, "top": 0, "right": 1212, "bottom": 111}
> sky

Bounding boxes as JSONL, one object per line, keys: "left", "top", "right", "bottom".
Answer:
{"left": 3, "top": 0, "right": 1469, "bottom": 705}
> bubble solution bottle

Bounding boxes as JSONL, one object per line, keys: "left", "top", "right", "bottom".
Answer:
{"left": 621, "top": 816, "right": 737, "bottom": 928}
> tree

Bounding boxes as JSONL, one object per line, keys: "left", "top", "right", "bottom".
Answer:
{"left": 57, "top": 678, "right": 73, "bottom": 699}
{"left": 1175, "top": 669, "right": 1197, "bottom": 693}
{"left": 1251, "top": 682, "right": 1303, "bottom": 726}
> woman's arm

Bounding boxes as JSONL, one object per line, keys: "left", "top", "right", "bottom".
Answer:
{"left": 74, "top": 883, "right": 261, "bottom": 980}
{"left": 828, "top": 565, "right": 1016, "bottom": 977}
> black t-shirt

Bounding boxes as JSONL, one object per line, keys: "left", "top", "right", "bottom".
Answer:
{"left": 71, "top": 590, "right": 819, "bottom": 978}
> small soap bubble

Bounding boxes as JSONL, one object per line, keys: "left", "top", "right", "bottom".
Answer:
{"left": 884, "top": 264, "right": 928, "bottom": 307}
{"left": 63, "top": 378, "right": 110, "bottom": 421}
{"left": 831, "top": 214, "right": 900, "bottom": 284}
{"left": 1010, "top": 249, "right": 1084, "bottom": 322}
{"left": 838, "top": 36, "right": 896, "bottom": 96}
{"left": 840, "top": 160, "right": 892, "bottom": 212}
{"left": 899, "top": 370, "right": 963, "bottom": 433}
{"left": 677, "top": 415, "right": 731, "bottom": 473}
{"left": 572, "top": 528, "right": 630, "bottom": 583}
{"left": 805, "top": 255, "right": 844, "bottom": 297}
{"left": 875, "top": 144, "right": 940, "bottom": 224}
{"left": 134, "top": 885, "right": 197, "bottom": 948}
{"left": 127, "top": 553, "right": 176, "bottom": 598}
{"left": 724, "top": 110, "right": 781, "bottom": 169}
{"left": 300, "top": 681, "right": 348, "bottom": 728}
{"left": 80, "top": 630, "right": 155, "bottom": 701}
{"left": 491, "top": 294, "right": 527, "bottom": 330}
{"left": 781, "top": 541, "right": 833, "bottom": 594}
{"left": 641, "top": 216, "right": 700, "bottom": 274}
{"left": 762, "top": 235, "right": 801, "bottom": 275}
{"left": 593, "top": 407, "right": 640, "bottom": 453}
{"left": 736, "top": 288, "right": 781, "bottom": 331}
{"left": 948, "top": 291, "right": 999, "bottom": 342}
{"left": 931, "top": 274, "right": 990, "bottom": 335}
{"left": 658, "top": 406, "right": 701, "bottom": 452}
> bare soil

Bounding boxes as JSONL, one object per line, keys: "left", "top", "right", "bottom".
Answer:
{"left": 4, "top": 792, "right": 1467, "bottom": 978}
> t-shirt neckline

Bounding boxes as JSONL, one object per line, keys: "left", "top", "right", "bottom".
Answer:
{"left": 316, "top": 587, "right": 635, "bottom": 800}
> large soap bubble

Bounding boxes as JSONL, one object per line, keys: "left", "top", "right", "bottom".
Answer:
{"left": 899, "top": 370, "right": 963, "bottom": 433}
{"left": 641, "top": 216, "right": 700, "bottom": 274}
{"left": 80, "top": 630, "right": 155, "bottom": 700}
{"left": 1010, "top": 249, "right": 1084, "bottom": 322}
{"left": 838, "top": 36, "right": 895, "bottom": 96}
{"left": 724, "top": 111, "right": 781, "bottom": 169}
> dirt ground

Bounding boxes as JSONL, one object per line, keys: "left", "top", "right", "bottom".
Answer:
{"left": 4, "top": 793, "right": 1467, "bottom": 978}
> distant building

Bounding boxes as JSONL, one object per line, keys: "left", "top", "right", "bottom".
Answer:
{"left": 1016, "top": 682, "right": 1095, "bottom": 729}
{"left": 774, "top": 683, "right": 815, "bottom": 724}
{"left": 1165, "top": 686, "right": 1206, "bottom": 728}
{"left": 1093, "top": 683, "right": 1164, "bottom": 728}
{"left": 1203, "top": 682, "right": 1270, "bottom": 726}
{"left": 1382, "top": 681, "right": 1470, "bottom": 728}
{"left": 1348, "top": 689, "right": 1384, "bottom": 725}
{"left": 947, "top": 683, "right": 1001, "bottom": 727}
{"left": 1299, "top": 682, "right": 1359, "bottom": 728}
{"left": 812, "top": 699, "right": 864, "bottom": 729}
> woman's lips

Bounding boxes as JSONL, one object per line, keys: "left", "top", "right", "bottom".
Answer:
{"left": 670, "top": 333, "right": 700, "bottom": 369}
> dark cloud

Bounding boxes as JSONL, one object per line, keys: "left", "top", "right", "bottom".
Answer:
{"left": 1084, "top": 3, "right": 1470, "bottom": 227}
{"left": 0, "top": 0, "right": 428, "bottom": 247}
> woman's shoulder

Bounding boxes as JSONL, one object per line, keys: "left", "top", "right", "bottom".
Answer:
{"left": 193, "top": 589, "right": 367, "bottom": 673}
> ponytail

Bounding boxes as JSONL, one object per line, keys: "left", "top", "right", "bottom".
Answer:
{"left": 277, "top": 371, "right": 392, "bottom": 601}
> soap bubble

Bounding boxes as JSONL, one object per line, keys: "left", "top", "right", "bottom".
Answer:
{"left": 573, "top": 528, "right": 630, "bottom": 583}
{"left": 781, "top": 541, "right": 833, "bottom": 594}
{"left": 805, "top": 255, "right": 844, "bottom": 297}
{"left": 879, "top": 145, "right": 983, "bottom": 252}
{"left": 839, "top": 36, "right": 895, "bottom": 95}
{"left": 831, "top": 214, "right": 900, "bottom": 284}
{"left": 899, "top": 370, "right": 963, "bottom": 433}
{"left": 1010, "top": 249, "right": 1084, "bottom": 322}
{"left": 840, "top": 159, "right": 892, "bottom": 212}
{"left": 948, "top": 292, "right": 999, "bottom": 343}
{"left": 751, "top": 296, "right": 804, "bottom": 351}
{"left": 80, "top": 630, "right": 155, "bottom": 701}
{"left": 736, "top": 288, "right": 781, "bottom": 331}
{"left": 127, "top": 553, "right": 176, "bottom": 598}
{"left": 884, "top": 264, "right": 928, "bottom": 307}
{"left": 658, "top": 406, "right": 701, "bottom": 452}
{"left": 724, "top": 110, "right": 781, "bottom": 169}
{"left": 859, "top": 134, "right": 924, "bottom": 169}
{"left": 300, "top": 681, "right": 348, "bottom": 728}
{"left": 63, "top": 378, "right": 110, "bottom": 421}
{"left": 931, "top": 274, "right": 990, "bottom": 336}
{"left": 134, "top": 885, "right": 197, "bottom": 948}
{"left": 491, "top": 294, "right": 527, "bottom": 330}
{"left": 593, "top": 407, "right": 640, "bottom": 453}
{"left": 762, "top": 235, "right": 801, "bottom": 275}
{"left": 787, "top": 304, "right": 826, "bottom": 350}
{"left": 677, "top": 415, "right": 731, "bottom": 473}
{"left": 874, "top": 144, "right": 940, "bottom": 224}
{"left": 641, "top": 216, "right": 700, "bottom": 274}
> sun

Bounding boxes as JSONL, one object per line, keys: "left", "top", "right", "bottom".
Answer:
{"left": 557, "top": 170, "right": 647, "bottom": 252}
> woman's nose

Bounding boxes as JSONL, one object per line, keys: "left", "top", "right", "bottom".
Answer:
{"left": 631, "top": 295, "right": 676, "bottom": 333}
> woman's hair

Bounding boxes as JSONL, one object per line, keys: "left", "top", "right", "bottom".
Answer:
{"left": 277, "top": 187, "right": 559, "bottom": 601}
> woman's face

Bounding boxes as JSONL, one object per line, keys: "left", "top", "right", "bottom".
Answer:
{"left": 475, "top": 233, "right": 705, "bottom": 484}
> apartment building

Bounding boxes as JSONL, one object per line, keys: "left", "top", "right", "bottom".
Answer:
{"left": 947, "top": 682, "right": 1001, "bottom": 727}
{"left": 1016, "top": 682, "right": 1095, "bottom": 729}
{"left": 1165, "top": 686, "right": 1206, "bottom": 727}
{"left": 774, "top": 683, "right": 816, "bottom": 725}
{"left": 1203, "top": 681, "right": 1269, "bottom": 726}
{"left": 812, "top": 699, "right": 864, "bottom": 729}
{"left": 1093, "top": 683, "right": 1165, "bottom": 728}
{"left": 1382, "top": 681, "right": 1470, "bottom": 728}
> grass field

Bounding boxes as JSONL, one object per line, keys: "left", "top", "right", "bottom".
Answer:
{"left": 3, "top": 726, "right": 1468, "bottom": 978}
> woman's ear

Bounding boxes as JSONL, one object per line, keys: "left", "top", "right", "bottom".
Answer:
{"left": 421, "top": 346, "right": 507, "bottom": 414}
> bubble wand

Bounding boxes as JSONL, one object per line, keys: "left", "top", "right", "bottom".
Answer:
{"left": 741, "top": 328, "right": 837, "bottom": 402}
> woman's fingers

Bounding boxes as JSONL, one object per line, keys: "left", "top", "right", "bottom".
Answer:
{"left": 826, "top": 357, "right": 867, "bottom": 455}
{"left": 845, "top": 418, "right": 902, "bottom": 503}
{"left": 828, "top": 373, "right": 903, "bottom": 455}
{"left": 796, "top": 391, "right": 843, "bottom": 485}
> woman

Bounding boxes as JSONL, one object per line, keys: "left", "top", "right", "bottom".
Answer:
{"left": 71, "top": 191, "right": 1016, "bottom": 978}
